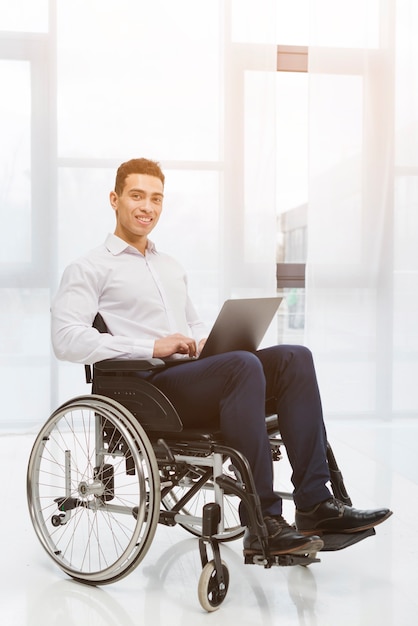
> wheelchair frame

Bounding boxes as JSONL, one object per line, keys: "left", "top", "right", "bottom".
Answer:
{"left": 27, "top": 357, "right": 372, "bottom": 611}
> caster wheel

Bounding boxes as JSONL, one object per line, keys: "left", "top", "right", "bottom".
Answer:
{"left": 51, "top": 514, "right": 66, "bottom": 527}
{"left": 197, "top": 560, "right": 229, "bottom": 612}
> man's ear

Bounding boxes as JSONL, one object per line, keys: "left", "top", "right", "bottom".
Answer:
{"left": 109, "top": 190, "right": 118, "bottom": 211}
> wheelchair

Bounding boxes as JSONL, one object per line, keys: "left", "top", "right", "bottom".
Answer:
{"left": 27, "top": 353, "right": 375, "bottom": 612}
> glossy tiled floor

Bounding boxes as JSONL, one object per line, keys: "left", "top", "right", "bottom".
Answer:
{"left": 2, "top": 417, "right": 417, "bottom": 626}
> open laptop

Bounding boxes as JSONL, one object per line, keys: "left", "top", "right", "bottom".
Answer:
{"left": 172, "top": 296, "right": 282, "bottom": 362}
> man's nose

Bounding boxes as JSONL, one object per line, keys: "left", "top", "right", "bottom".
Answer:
{"left": 140, "top": 198, "right": 153, "bottom": 211}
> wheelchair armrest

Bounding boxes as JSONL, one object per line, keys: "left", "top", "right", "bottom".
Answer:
{"left": 85, "top": 358, "right": 166, "bottom": 384}
{"left": 94, "top": 358, "right": 166, "bottom": 373}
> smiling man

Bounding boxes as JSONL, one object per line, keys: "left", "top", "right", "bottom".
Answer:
{"left": 51, "top": 158, "right": 392, "bottom": 558}
{"left": 110, "top": 166, "right": 164, "bottom": 254}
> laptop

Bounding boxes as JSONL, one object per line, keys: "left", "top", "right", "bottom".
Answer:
{"left": 170, "top": 296, "right": 282, "bottom": 362}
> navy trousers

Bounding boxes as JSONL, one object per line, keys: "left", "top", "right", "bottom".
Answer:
{"left": 147, "top": 345, "right": 331, "bottom": 519}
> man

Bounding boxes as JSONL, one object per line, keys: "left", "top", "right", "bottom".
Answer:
{"left": 51, "top": 158, "right": 392, "bottom": 556}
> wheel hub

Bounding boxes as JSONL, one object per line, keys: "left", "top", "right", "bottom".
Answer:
{"left": 78, "top": 479, "right": 105, "bottom": 498}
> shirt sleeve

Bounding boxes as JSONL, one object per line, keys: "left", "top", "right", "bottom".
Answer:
{"left": 185, "top": 295, "right": 208, "bottom": 345}
{"left": 51, "top": 261, "right": 155, "bottom": 364}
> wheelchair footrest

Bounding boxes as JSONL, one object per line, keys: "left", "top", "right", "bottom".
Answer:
{"left": 319, "top": 527, "right": 376, "bottom": 551}
{"left": 244, "top": 552, "right": 321, "bottom": 567}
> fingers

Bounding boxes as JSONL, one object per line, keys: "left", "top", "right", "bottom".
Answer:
{"left": 170, "top": 333, "right": 196, "bottom": 356}
{"left": 153, "top": 334, "right": 197, "bottom": 358}
{"left": 180, "top": 337, "right": 197, "bottom": 356}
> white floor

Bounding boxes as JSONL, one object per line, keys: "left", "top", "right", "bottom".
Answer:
{"left": 2, "top": 417, "right": 417, "bottom": 626}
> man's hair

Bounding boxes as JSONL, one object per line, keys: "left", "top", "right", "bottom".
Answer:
{"left": 114, "top": 158, "right": 165, "bottom": 195}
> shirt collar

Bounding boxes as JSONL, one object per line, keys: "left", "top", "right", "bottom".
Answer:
{"left": 105, "top": 233, "right": 157, "bottom": 256}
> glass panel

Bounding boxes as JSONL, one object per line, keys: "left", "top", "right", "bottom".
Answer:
{"left": 394, "top": 176, "right": 418, "bottom": 273}
{"left": 244, "top": 71, "right": 276, "bottom": 270}
{"left": 57, "top": 167, "right": 116, "bottom": 274}
{"left": 276, "top": 72, "right": 309, "bottom": 339}
{"left": 277, "top": 287, "right": 306, "bottom": 343}
{"left": 0, "top": 60, "right": 31, "bottom": 264}
{"left": 0, "top": 0, "right": 48, "bottom": 32}
{"left": 156, "top": 170, "right": 220, "bottom": 314}
{"left": 305, "top": 286, "right": 378, "bottom": 415}
{"left": 393, "top": 176, "right": 418, "bottom": 413}
{"left": 0, "top": 289, "right": 49, "bottom": 356}
{"left": 231, "top": 0, "right": 277, "bottom": 43}
{"left": 57, "top": 0, "right": 221, "bottom": 161}
{"left": 276, "top": 0, "right": 310, "bottom": 45}
{"left": 393, "top": 0, "right": 418, "bottom": 416}
{"left": 0, "top": 288, "right": 50, "bottom": 429}
{"left": 276, "top": 72, "right": 308, "bottom": 215}
{"left": 310, "top": 0, "right": 380, "bottom": 48}
{"left": 393, "top": 265, "right": 418, "bottom": 413}
{"left": 395, "top": 0, "right": 418, "bottom": 168}
{"left": 308, "top": 74, "right": 363, "bottom": 266}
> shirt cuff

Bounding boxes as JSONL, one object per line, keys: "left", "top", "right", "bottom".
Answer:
{"left": 132, "top": 339, "right": 155, "bottom": 359}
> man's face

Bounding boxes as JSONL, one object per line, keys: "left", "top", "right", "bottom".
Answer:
{"left": 110, "top": 173, "right": 164, "bottom": 250}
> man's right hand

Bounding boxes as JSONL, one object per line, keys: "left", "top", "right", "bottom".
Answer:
{"left": 153, "top": 334, "right": 197, "bottom": 358}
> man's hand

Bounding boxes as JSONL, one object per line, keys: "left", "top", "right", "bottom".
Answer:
{"left": 153, "top": 334, "right": 198, "bottom": 358}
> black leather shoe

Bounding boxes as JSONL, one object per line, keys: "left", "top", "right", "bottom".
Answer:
{"left": 243, "top": 515, "right": 324, "bottom": 555}
{"left": 295, "top": 498, "right": 393, "bottom": 534}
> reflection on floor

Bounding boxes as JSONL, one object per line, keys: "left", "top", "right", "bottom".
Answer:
{"left": 2, "top": 417, "right": 417, "bottom": 626}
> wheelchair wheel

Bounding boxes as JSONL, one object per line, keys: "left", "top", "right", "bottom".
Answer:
{"left": 198, "top": 560, "right": 229, "bottom": 612}
{"left": 27, "top": 395, "right": 160, "bottom": 585}
{"left": 162, "top": 459, "right": 244, "bottom": 542}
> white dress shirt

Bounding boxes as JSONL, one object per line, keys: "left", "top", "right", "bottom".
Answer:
{"left": 51, "top": 233, "right": 208, "bottom": 364}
